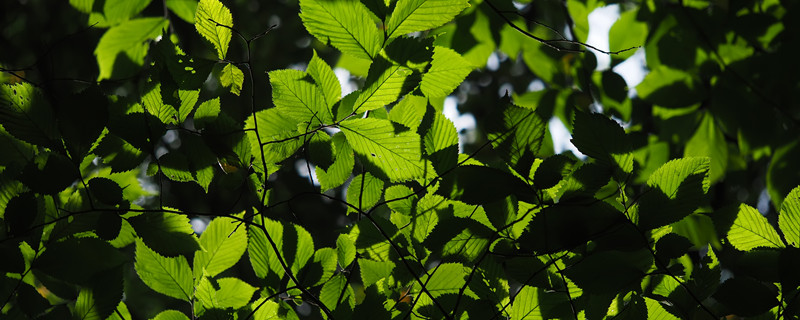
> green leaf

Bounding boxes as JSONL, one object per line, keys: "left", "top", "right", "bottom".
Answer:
{"left": 340, "top": 118, "right": 424, "bottom": 182}
{"left": 141, "top": 81, "right": 178, "bottom": 125}
{"left": 215, "top": 277, "right": 258, "bottom": 309}
{"left": 336, "top": 234, "right": 356, "bottom": 268}
{"left": 316, "top": 132, "right": 354, "bottom": 191}
{"left": 511, "top": 286, "right": 542, "bottom": 320}
{"left": 353, "top": 57, "right": 418, "bottom": 113}
{"left": 167, "top": 0, "right": 198, "bottom": 23}
{"left": 134, "top": 239, "right": 193, "bottom": 301}
{"left": 95, "top": 18, "right": 168, "bottom": 80}
{"left": 417, "top": 263, "right": 466, "bottom": 296}
{"left": 0, "top": 83, "right": 59, "bottom": 147}
{"left": 359, "top": 259, "right": 395, "bottom": 291}
{"left": 420, "top": 46, "right": 473, "bottom": 98}
{"left": 319, "top": 274, "right": 355, "bottom": 312}
{"left": 638, "top": 157, "right": 711, "bottom": 229}
{"left": 103, "top": 0, "right": 153, "bottom": 25}
{"left": 220, "top": 63, "right": 244, "bottom": 96}
{"left": 684, "top": 111, "right": 728, "bottom": 183}
{"left": 608, "top": 9, "right": 646, "bottom": 60}
{"left": 346, "top": 172, "right": 384, "bottom": 214}
{"left": 728, "top": 204, "right": 784, "bottom": 251}
{"left": 299, "top": 0, "right": 382, "bottom": 60}
{"left": 128, "top": 211, "right": 200, "bottom": 256}
{"left": 75, "top": 288, "right": 102, "bottom": 320}
{"left": 195, "top": 0, "right": 233, "bottom": 59}
{"left": 644, "top": 297, "right": 679, "bottom": 319}
{"left": 152, "top": 310, "right": 190, "bottom": 320}
{"left": 386, "top": 0, "right": 470, "bottom": 39}
{"left": 307, "top": 50, "right": 341, "bottom": 109}
{"left": 245, "top": 108, "right": 304, "bottom": 164}
{"left": 250, "top": 298, "right": 280, "bottom": 320}
{"left": 423, "top": 111, "right": 459, "bottom": 173}
{"left": 389, "top": 94, "right": 427, "bottom": 131}
{"left": 193, "top": 216, "right": 248, "bottom": 279}
{"left": 193, "top": 98, "right": 220, "bottom": 130}
{"left": 269, "top": 69, "right": 330, "bottom": 125}
{"left": 779, "top": 186, "right": 800, "bottom": 247}
{"left": 248, "top": 220, "right": 315, "bottom": 278}
{"left": 177, "top": 89, "right": 200, "bottom": 123}
{"left": 487, "top": 101, "right": 546, "bottom": 168}
{"left": 636, "top": 65, "right": 706, "bottom": 109}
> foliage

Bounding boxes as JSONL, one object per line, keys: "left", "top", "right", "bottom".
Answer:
{"left": 1, "top": 0, "right": 799, "bottom": 319}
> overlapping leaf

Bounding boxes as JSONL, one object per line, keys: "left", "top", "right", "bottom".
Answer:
{"left": 300, "top": 0, "right": 382, "bottom": 60}
{"left": 778, "top": 186, "right": 800, "bottom": 247}
{"left": 95, "top": 18, "right": 168, "bottom": 80}
{"left": 269, "top": 69, "right": 330, "bottom": 125}
{"left": 728, "top": 204, "right": 784, "bottom": 250}
{"left": 195, "top": 0, "right": 233, "bottom": 59}
{"left": 220, "top": 63, "right": 244, "bottom": 96}
{"left": 316, "top": 132, "right": 354, "bottom": 191}
{"left": 194, "top": 216, "right": 248, "bottom": 279}
{"left": 386, "top": 0, "right": 470, "bottom": 39}
{"left": 420, "top": 46, "right": 473, "bottom": 98}
{"left": 134, "top": 239, "right": 193, "bottom": 301}
{"left": 339, "top": 118, "right": 424, "bottom": 182}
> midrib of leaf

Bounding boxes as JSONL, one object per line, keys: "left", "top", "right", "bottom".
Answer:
{"left": 387, "top": 1, "right": 427, "bottom": 39}
{"left": 733, "top": 220, "right": 782, "bottom": 247}
{"left": 279, "top": 79, "right": 324, "bottom": 125}
{"left": 145, "top": 248, "right": 192, "bottom": 300}
{"left": 326, "top": 13, "right": 373, "bottom": 60}
{"left": 355, "top": 65, "right": 410, "bottom": 113}
{"left": 340, "top": 123, "right": 421, "bottom": 173}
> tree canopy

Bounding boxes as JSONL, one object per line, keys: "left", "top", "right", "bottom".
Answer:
{"left": 1, "top": 0, "right": 799, "bottom": 319}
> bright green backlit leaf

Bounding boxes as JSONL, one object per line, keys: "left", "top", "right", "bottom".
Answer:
{"left": 193, "top": 216, "right": 248, "bottom": 279}
{"left": 134, "top": 239, "right": 193, "bottom": 301}
{"left": 779, "top": 186, "right": 800, "bottom": 247}
{"left": 420, "top": 46, "right": 473, "bottom": 98}
{"left": 245, "top": 108, "right": 304, "bottom": 164}
{"left": 386, "top": 0, "right": 470, "bottom": 39}
{"left": 141, "top": 81, "right": 177, "bottom": 125}
{"left": 167, "top": 0, "right": 198, "bottom": 23}
{"left": 728, "top": 204, "right": 784, "bottom": 251}
{"left": 639, "top": 157, "right": 710, "bottom": 229}
{"left": 103, "top": 0, "right": 153, "bottom": 25}
{"left": 152, "top": 310, "right": 190, "bottom": 320}
{"left": 95, "top": 18, "right": 168, "bottom": 80}
{"left": 316, "top": 132, "right": 354, "bottom": 191}
{"left": 194, "top": 97, "right": 220, "bottom": 130}
{"left": 684, "top": 111, "right": 728, "bottom": 183}
{"left": 319, "top": 274, "right": 355, "bottom": 311}
{"left": 353, "top": 58, "right": 418, "bottom": 113}
{"left": 423, "top": 111, "right": 459, "bottom": 173}
{"left": 308, "top": 50, "right": 341, "bottom": 109}
{"left": 511, "top": 286, "right": 542, "bottom": 320}
{"left": 300, "top": 0, "right": 382, "bottom": 60}
{"left": 389, "top": 95, "right": 427, "bottom": 131}
{"left": 220, "top": 63, "right": 244, "bottom": 96}
{"left": 608, "top": 9, "right": 647, "bottom": 60}
{"left": 269, "top": 69, "right": 330, "bottom": 125}
{"left": 177, "top": 89, "right": 199, "bottom": 123}
{"left": 215, "top": 277, "right": 257, "bottom": 309}
{"left": 359, "top": 258, "right": 395, "bottom": 288}
{"left": 336, "top": 234, "right": 356, "bottom": 268}
{"left": 340, "top": 118, "right": 424, "bottom": 182}
{"left": 195, "top": 0, "right": 233, "bottom": 59}
{"left": 250, "top": 298, "right": 280, "bottom": 320}
{"left": 417, "top": 263, "right": 466, "bottom": 296}
{"left": 346, "top": 172, "right": 384, "bottom": 214}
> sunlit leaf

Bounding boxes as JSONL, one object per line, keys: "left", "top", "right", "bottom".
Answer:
{"left": 728, "top": 204, "right": 784, "bottom": 251}
{"left": 193, "top": 216, "right": 248, "bottom": 279}
{"left": 340, "top": 118, "right": 424, "bottom": 182}
{"left": 359, "top": 258, "right": 394, "bottom": 288}
{"left": 134, "top": 239, "right": 193, "bottom": 301}
{"left": 779, "top": 186, "right": 800, "bottom": 247}
{"left": 420, "top": 46, "right": 473, "bottom": 98}
{"left": 386, "top": 0, "right": 470, "bottom": 39}
{"left": 195, "top": 0, "right": 233, "bottom": 59}
{"left": 308, "top": 50, "right": 341, "bottom": 109}
{"left": 300, "top": 0, "right": 382, "bottom": 60}
{"left": 220, "top": 63, "right": 244, "bottom": 96}
{"left": 95, "top": 18, "right": 168, "bottom": 80}
{"left": 316, "top": 132, "right": 354, "bottom": 191}
{"left": 511, "top": 286, "right": 541, "bottom": 320}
